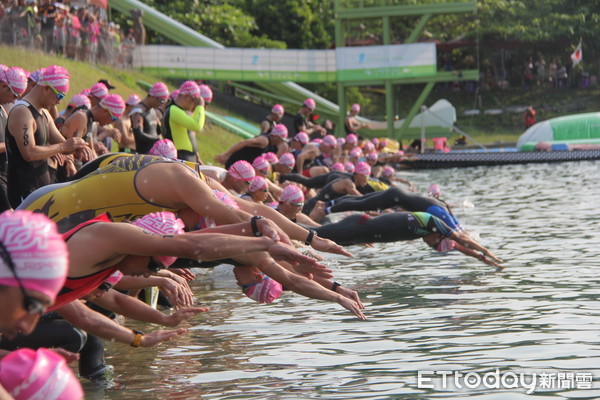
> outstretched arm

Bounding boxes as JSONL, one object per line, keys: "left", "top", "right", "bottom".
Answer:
{"left": 449, "top": 230, "right": 503, "bottom": 265}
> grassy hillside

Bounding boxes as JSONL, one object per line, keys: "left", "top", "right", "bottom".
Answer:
{"left": 2, "top": 45, "right": 241, "bottom": 163}
{"left": 5, "top": 44, "right": 600, "bottom": 151}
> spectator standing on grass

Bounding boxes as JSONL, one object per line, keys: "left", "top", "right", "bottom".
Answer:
{"left": 38, "top": 0, "right": 57, "bottom": 53}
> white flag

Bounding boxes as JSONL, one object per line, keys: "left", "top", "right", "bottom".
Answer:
{"left": 571, "top": 41, "right": 582, "bottom": 67}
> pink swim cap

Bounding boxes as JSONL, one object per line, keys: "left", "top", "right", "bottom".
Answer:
{"left": 149, "top": 81, "right": 169, "bottom": 100}
{"left": 372, "top": 138, "right": 380, "bottom": 146}
{"left": 263, "top": 152, "right": 278, "bottom": 164}
{"left": 428, "top": 184, "right": 441, "bottom": 198}
{"left": 104, "top": 270, "right": 123, "bottom": 287}
{"left": 1, "top": 67, "right": 28, "bottom": 96}
{"left": 125, "top": 93, "right": 141, "bottom": 106}
{"left": 346, "top": 133, "right": 358, "bottom": 145}
{"left": 0, "top": 210, "right": 68, "bottom": 303}
{"left": 252, "top": 156, "right": 270, "bottom": 175}
{"left": 244, "top": 274, "right": 283, "bottom": 304}
{"left": 99, "top": 94, "right": 125, "bottom": 119}
{"left": 351, "top": 103, "right": 360, "bottom": 113}
{"left": 0, "top": 65, "right": 6, "bottom": 73}
{"left": 303, "top": 98, "right": 316, "bottom": 111}
{"left": 293, "top": 132, "right": 309, "bottom": 145}
{"left": 382, "top": 166, "right": 395, "bottom": 177}
{"left": 249, "top": 176, "right": 268, "bottom": 193}
{"left": 133, "top": 212, "right": 185, "bottom": 267}
{"left": 363, "top": 141, "right": 375, "bottom": 152}
{"left": 0, "top": 348, "right": 83, "bottom": 400}
{"left": 38, "top": 65, "right": 70, "bottom": 94}
{"left": 344, "top": 162, "right": 355, "bottom": 173}
{"left": 367, "top": 151, "right": 378, "bottom": 162}
{"left": 68, "top": 94, "right": 91, "bottom": 109}
{"left": 149, "top": 138, "right": 177, "bottom": 159}
{"left": 436, "top": 238, "right": 456, "bottom": 253}
{"left": 337, "top": 137, "right": 346, "bottom": 146}
{"left": 322, "top": 135, "right": 337, "bottom": 148}
{"left": 229, "top": 160, "right": 255, "bottom": 182}
{"left": 179, "top": 80, "right": 200, "bottom": 98}
{"left": 278, "top": 152, "right": 295, "bottom": 169}
{"left": 349, "top": 147, "right": 362, "bottom": 158}
{"left": 280, "top": 184, "right": 304, "bottom": 203}
{"left": 354, "top": 161, "right": 371, "bottom": 176}
{"left": 79, "top": 88, "right": 91, "bottom": 97}
{"left": 270, "top": 124, "right": 288, "bottom": 139}
{"left": 29, "top": 67, "right": 45, "bottom": 83}
{"left": 331, "top": 162, "right": 345, "bottom": 172}
{"left": 199, "top": 84, "right": 213, "bottom": 103}
{"left": 271, "top": 104, "right": 284, "bottom": 116}
{"left": 170, "top": 89, "right": 180, "bottom": 100}
{"left": 89, "top": 82, "right": 108, "bottom": 99}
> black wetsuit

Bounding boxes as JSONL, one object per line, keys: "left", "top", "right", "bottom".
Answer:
{"left": 327, "top": 186, "right": 461, "bottom": 230}
{"left": 261, "top": 118, "right": 276, "bottom": 134}
{"left": 302, "top": 177, "right": 373, "bottom": 214}
{"left": 224, "top": 133, "right": 277, "bottom": 169}
{"left": 293, "top": 112, "right": 309, "bottom": 136}
{"left": 282, "top": 171, "right": 351, "bottom": 189}
{"left": 6, "top": 101, "right": 52, "bottom": 208}
{"left": 314, "top": 212, "right": 454, "bottom": 246}
{"left": 131, "top": 103, "right": 161, "bottom": 155}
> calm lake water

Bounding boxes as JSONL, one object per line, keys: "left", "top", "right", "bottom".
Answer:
{"left": 87, "top": 161, "right": 600, "bottom": 400}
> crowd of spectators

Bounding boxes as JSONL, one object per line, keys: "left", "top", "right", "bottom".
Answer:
{"left": 0, "top": 0, "right": 138, "bottom": 68}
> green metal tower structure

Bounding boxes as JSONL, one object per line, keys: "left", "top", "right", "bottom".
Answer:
{"left": 334, "top": 1, "right": 478, "bottom": 140}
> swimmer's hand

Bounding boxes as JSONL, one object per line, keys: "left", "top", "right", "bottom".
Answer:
{"left": 256, "top": 217, "right": 293, "bottom": 246}
{"left": 478, "top": 253, "right": 504, "bottom": 269}
{"left": 141, "top": 328, "right": 187, "bottom": 347}
{"left": 336, "top": 295, "right": 367, "bottom": 320}
{"left": 168, "top": 268, "right": 196, "bottom": 281}
{"left": 336, "top": 286, "right": 365, "bottom": 309}
{"left": 163, "top": 307, "right": 210, "bottom": 327}
{"left": 268, "top": 242, "right": 334, "bottom": 280}
{"left": 53, "top": 348, "right": 80, "bottom": 362}
{"left": 311, "top": 236, "right": 353, "bottom": 257}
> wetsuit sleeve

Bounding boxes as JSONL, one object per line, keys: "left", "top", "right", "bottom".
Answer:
{"left": 170, "top": 105, "right": 205, "bottom": 132}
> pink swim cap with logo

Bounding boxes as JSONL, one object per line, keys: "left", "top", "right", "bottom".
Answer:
{"left": 149, "top": 138, "right": 177, "bottom": 159}
{"left": 133, "top": 212, "right": 185, "bottom": 267}
{"left": 89, "top": 81, "right": 108, "bottom": 99}
{"left": 252, "top": 156, "right": 270, "bottom": 175}
{"left": 229, "top": 160, "right": 256, "bottom": 182}
{"left": 149, "top": 81, "right": 169, "bottom": 100}
{"left": 303, "top": 98, "right": 316, "bottom": 111}
{"left": 350, "top": 147, "right": 362, "bottom": 158}
{"left": 126, "top": 93, "right": 141, "bottom": 106}
{"left": 382, "top": 166, "right": 395, "bottom": 177}
{"left": 270, "top": 124, "right": 288, "bottom": 139}
{"left": 331, "top": 162, "right": 345, "bottom": 172}
{"left": 354, "top": 161, "right": 371, "bottom": 176}
{"left": 346, "top": 133, "right": 358, "bottom": 145}
{"left": 280, "top": 184, "right": 304, "bottom": 203}
{"left": 179, "top": 81, "right": 201, "bottom": 98}
{"left": 68, "top": 94, "right": 91, "bottom": 109}
{"left": 293, "top": 132, "right": 309, "bottom": 145}
{"left": 278, "top": 152, "right": 295, "bottom": 169}
{"left": 322, "top": 135, "right": 337, "bottom": 148}
{"left": 38, "top": 65, "right": 70, "bottom": 94}
{"left": 249, "top": 175, "right": 268, "bottom": 193}
{"left": 245, "top": 274, "right": 283, "bottom": 304}
{"left": 199, "top": 84, "right": 213, "bottom": 103}
{"left": 351, "top": 103, "right": 360, "bottom": 113}
{"left": 100, "top": 94, "right": 126, "bottom": 119}
{"left": 1, "top": 67, "right": 28, "bottom": 96}
{"left": 263, "top": 152, "right": 279, "bottom": 164}
{"left": 344, "top": 162, "right": 355, "bottom": 173}
{"left": 0, "top": 210, "right": 68, "bottom": 302}
{"left": 271, "top": 104, "right": 284, "bottom": 116}
{"left": 0, "top": 348, "right": 83, "bottom": 400}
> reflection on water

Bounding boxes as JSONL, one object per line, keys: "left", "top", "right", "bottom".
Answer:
{"left": 93, "top": 162, "right": 600, "bottom": 399}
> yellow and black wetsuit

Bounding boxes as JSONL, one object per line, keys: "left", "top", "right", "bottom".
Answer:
{"left": 18, "top": 153, "right": 205, "bottom": 233}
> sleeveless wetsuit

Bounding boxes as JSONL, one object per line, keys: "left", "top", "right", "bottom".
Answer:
{"left": 327, "top": 186, "right": 460, "bottom": 229}
{"left": 48, "top": 213, "right": 118, "bottom": 311}
{"left": 314, "top": 211, "right": 454, "bottom": 246}
{"left": 163, "top": 103, "right": 205, "bottom": 162}
{"left": 261, "top": 118, "right": 276, "bottom": 134}
{"left": 130, "top": 103, "right": 161, "bottom": 154}
{"left": 224, "top": 133, "right": 277, "bottom": 169}
{"left": 17, "top": 155, "right": 196, "bottom": 232}
{"left": 6, "top": 101, "right": 51, "bottom": 208}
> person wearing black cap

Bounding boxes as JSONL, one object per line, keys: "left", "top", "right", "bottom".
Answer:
{"left": 97, "top": 79, "right": 115, "bottom": 90}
